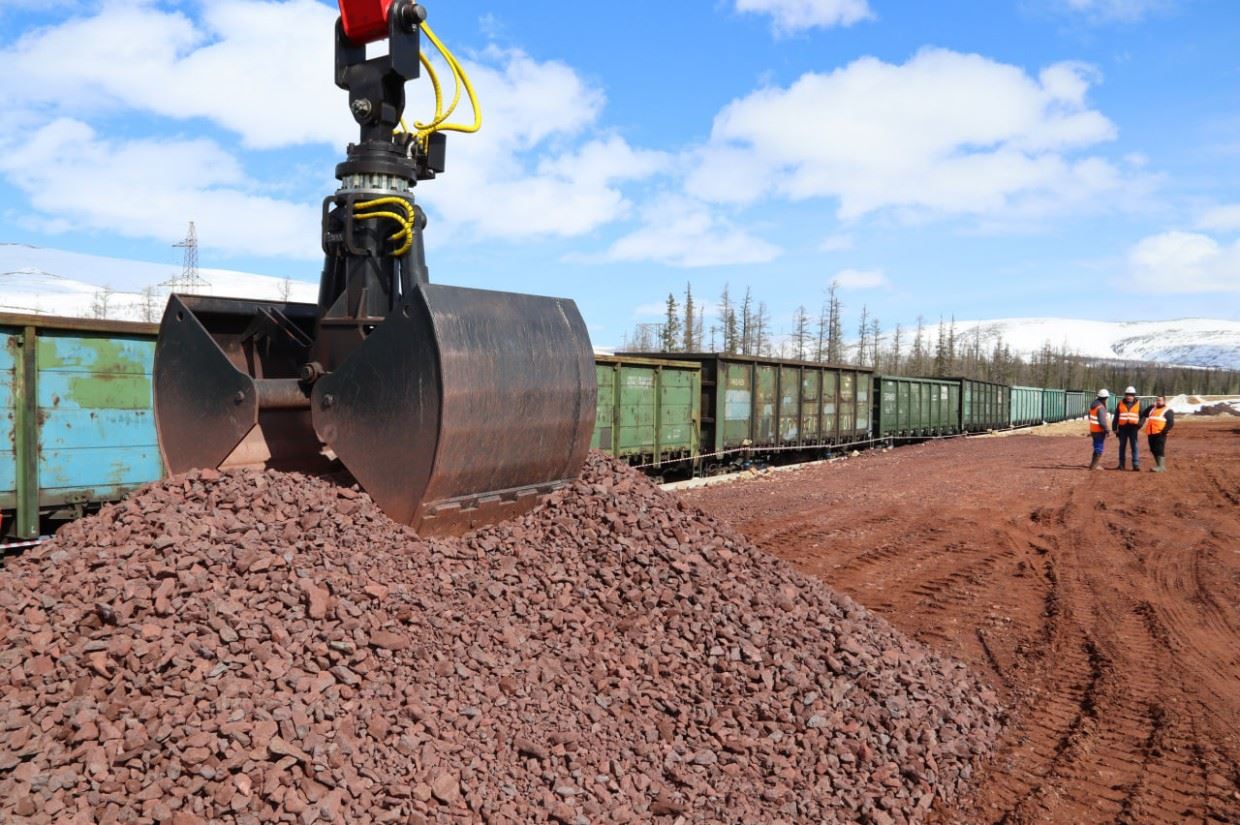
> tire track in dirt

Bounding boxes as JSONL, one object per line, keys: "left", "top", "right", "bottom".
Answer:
{"left": 681, "top": 421, "right": 1240, "bottom": 824}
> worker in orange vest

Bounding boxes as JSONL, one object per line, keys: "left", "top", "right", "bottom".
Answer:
{"left": 1145, "top": 396, "right": 1175, "bottom": 473}
{"left": 1087, "top": 389, "right": 1111, "bottom": 471}
{"left": 1111, "top": 386, "right": 1143, "bottom": 471}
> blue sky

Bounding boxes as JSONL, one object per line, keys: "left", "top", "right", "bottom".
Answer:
{"left": 1, "top": 0, "right": 1238, "bottom": 347}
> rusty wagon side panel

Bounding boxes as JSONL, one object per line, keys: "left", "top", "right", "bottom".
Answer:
{"left": 1, "top": 313, "right": 162, "bottom": 540}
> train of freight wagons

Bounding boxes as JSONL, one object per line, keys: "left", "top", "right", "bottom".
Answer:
{"left": 1, "top": 313, "right": 1155, "bottom": 542}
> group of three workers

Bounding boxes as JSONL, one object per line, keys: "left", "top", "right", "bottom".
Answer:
{"left": 1086, "top": 388, "right": 1174, "bottom": 472}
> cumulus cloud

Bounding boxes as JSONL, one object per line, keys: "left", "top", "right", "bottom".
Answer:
{"left": 832, "top": 268, "right": 888, "bottom": 289}
{"left": 735, "top": 0, "right": 873, "bottom": 33}
{"left": 0, "top": 1, "right": 666, "bottom": 252}
{"left": 0, "top": 0, "right": 343, "bottom": 150}
{"left": 420, "top": 52, "right": 668, "bottom": 240}
{"left": 686, "top": 48, "right": 1126, "bottom": 222}
{"left": 1129, "top": 230, "right": 1240, "bottom": 293}
{"left": 1197, "top": 204, "right": 1240, "bottom": 233}
{"left": 594, "top": 196, "right": 781, "bottom": 268}
{"left": 0, "top": 119, "right": 321, "bottom": 259}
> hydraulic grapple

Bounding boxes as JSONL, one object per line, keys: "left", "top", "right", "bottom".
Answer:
{"left": 153, "top": 0, "right": 596, "bottom": 534}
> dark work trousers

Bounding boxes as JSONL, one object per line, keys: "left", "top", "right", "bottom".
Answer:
{"left": 1092, "top": 432, "right": 1106, "bottom": 456}
{"left": 1116, "top": 427, "right": 1140, "bottom": 466}
{"left": 1148, "top": 433, "right": 1168, "bottom": 459}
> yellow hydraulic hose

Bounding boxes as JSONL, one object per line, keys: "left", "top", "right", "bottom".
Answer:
{"left": 394, "top": 22, "right": 481, "bottom": 145}
{"left": 352, "top": 197, "right": 416, "bottom": 257}
{"left": 418, "top": 23, "right": 481, "bottom": 137}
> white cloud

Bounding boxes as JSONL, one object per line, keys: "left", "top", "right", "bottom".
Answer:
{"left": 735, "top": 0, "right": 873, "bottom": 33}
{"left": 419, "top": 52, "right": 669, "bottom": 239}
{"left": 832, "top": 267, "right": 888, "bottom": 289}
{"left": 1056, "top": 0, "right": 1171, "bottom": 22}
{"left": 0, "top": 119, "right": 320, "bottom": 259}
{"left": 686, "top": 48, "right": 1126, "bottom": 222}
{"left": 819, "top": 233, "right": 854, "bottom": 251}
{"left": 1129, "top": 230, "right": 1240, "bottom": 293}
{"left": 0, "top": 2, "right": 668, "bottom": 249}
{"left": 595, "top": 196, "right": 781, "bottom": 268}
{"left": 428, "top": 130, "right": 669, "bottom": 241}
{"left": 538, "top": 136, "right": 670, "bottom": 187}
{"left": 0, "top": 0, "right": 343, "bottom": 150}
{"left": 1198, "top": 204, "right": 1240, "bottom": 232}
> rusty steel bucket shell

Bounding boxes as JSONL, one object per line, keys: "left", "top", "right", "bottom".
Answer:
{"left": 312, "top": 283, "right": 596, "bottom": 532}
{"left": 153, "top": 294, "right": 329, "bottom": 478}
{"left": 153, "top": 285, "right": 596, "bottom": 535}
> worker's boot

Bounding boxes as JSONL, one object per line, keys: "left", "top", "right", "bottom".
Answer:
{"left": 1153, "top": 456, "right": 1166, "bottom": 473}
{"left": 1089, "top": 454, "right": 1101, "bottom": 471}
{"left": 1115, "top": 458, "right": 1126, "bottom": 470}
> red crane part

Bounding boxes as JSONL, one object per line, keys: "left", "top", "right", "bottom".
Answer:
{"left": 338, "top": 0, "right": 392, "bottom": 44}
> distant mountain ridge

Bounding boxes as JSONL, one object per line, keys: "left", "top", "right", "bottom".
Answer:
{"left": 949, "top": 318, "right": 1240, "bottom": 371}
{"left": 2, "top": 244, "right": 1238, "bottom": 370}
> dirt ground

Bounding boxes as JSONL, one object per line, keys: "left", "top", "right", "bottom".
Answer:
{"left": 681, "top": 419, "right": 1240, "bottom": 824}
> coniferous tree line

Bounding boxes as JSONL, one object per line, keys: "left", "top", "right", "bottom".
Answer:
{"left": 619, "top": 282, "right": 1240, "bottom": 396}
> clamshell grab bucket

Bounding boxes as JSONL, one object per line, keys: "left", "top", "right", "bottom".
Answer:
{"left": 153, "top": 285, "right": 596, "bottom": 535}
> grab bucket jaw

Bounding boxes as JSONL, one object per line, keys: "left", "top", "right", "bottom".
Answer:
{"left": 153, "top": 285, "right": 596, "bottom": 535}
{"left": 153, "top": 294, "right": 328, "bottom": 477}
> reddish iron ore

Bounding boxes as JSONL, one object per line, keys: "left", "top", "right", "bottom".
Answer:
{"left": 0, "top": 454, "right": 1000, "bottom": 824}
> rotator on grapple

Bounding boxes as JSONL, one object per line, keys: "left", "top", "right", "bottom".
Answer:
{"left": 153, "top": 0, "right": 596, "bottom": 534}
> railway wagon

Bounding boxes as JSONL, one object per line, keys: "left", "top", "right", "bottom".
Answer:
{"left": 591, "top": 355, "right": 700, "bottom": 472}
{"left": 953, "top": 378, "right": 1010, "bottom": 432}
{"left": 1066, "top": 390, "right": 1089, "bottom": 419}
{"left": 1, "top": 313, "right": 162, "bottom": 541}
{"left": 1010, "top": 385, "right": 1044, "bottom": 427}
{"left": 1042, "top": 388, "right": 1068, "bottom": 423}
{"left": 873, "top": 375, "right": 960, "bottom": 439}
{"left": 625, "top": 353, "right": 873, "bottom": 464}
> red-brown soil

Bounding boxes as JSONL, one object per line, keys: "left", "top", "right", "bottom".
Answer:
{"left": 682, "top": 420, "right": 1240, "bottom": 824}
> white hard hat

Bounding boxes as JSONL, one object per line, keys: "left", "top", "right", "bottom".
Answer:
{"left": 1125, "top": 386, "right": 1137, "bottom": 394}
{"left": 1098, "top": 388, "right": 1110, "bottom": 399}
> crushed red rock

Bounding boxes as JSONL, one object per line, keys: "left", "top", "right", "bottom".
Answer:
{"left": 0, "top": 453, "right": 1001, "bottom": 824}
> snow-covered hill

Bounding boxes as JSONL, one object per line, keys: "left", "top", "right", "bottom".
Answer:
{"left": 937, "top": 318, "right": 1240, "bottom": 370}
{"left": 0, "top": 243, "right": 317, "bottom": 322}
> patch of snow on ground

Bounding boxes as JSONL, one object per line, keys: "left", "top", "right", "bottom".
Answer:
{"left": 1166, "top": 395, "right": 1240, "bottom": 414}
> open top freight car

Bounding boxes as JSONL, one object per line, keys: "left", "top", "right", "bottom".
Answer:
{"left": 591, "top": 354, "right": 701, "bottom": 473}
{"left": 949, "top": 377, "right": 1010, "bottom": 432}
{"left": 1010, "top": 385, "right": 1044, "bottom": 428}
{"left": 1066, "top": 390, "right": 1089, "bottom": 419}
{"left": 873, "top": 375, "right": 960, "bottom": 439}
{"left": 623, "top": 352, "right": 873, "bottom": 468}
{"left": 1, "top": 313, "right": 162, "bottom": 541}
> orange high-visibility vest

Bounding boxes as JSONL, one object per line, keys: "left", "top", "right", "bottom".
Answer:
{"left": 1117, "top": 399, "right": 1141, "bottom": 427}
{"left": 1088, "top": 401, "right": 1107, "bottom": 433}
{"left": 1146, "top": 406, "right": 1170, "bottom": 435}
